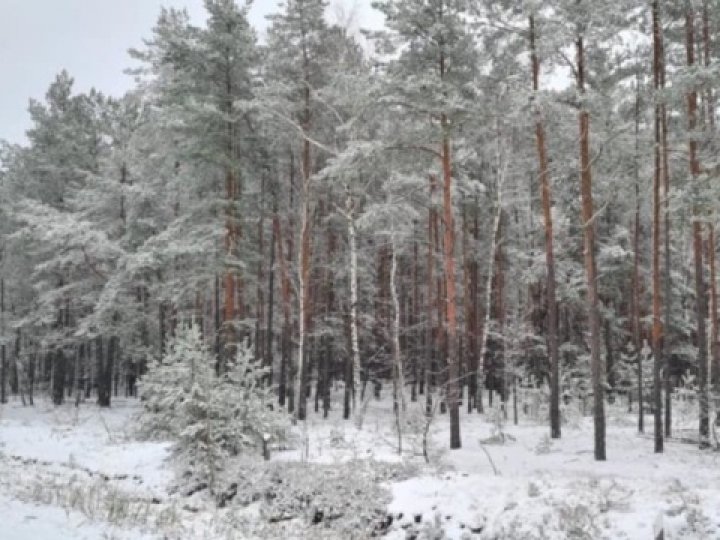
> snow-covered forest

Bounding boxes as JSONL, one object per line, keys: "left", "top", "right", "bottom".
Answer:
{"left": 1, "top": 0, "right": 720, "bottom": 538}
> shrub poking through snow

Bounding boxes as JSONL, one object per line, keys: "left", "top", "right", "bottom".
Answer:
{"left": 138, "top": 325, "right": 289, "bottom": 493}
{"left": 213, "top": 459, "right": 418, "bottom": 538}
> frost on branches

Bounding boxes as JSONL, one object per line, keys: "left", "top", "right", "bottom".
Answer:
{"left": 138, "top": 325, "right": 289, "bottom": 493}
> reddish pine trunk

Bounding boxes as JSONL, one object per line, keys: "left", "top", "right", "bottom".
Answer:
{"left": 577, "top": 33, "right": 606, "bottom": 461}
{"left": 530, "top": 15, "right": 560, "bottom": 439}
{"left": 702, "top": 1, "right": 715, "bottom": 130}
{"left": 441, "top": 119, "right": 461, "bottom": 449}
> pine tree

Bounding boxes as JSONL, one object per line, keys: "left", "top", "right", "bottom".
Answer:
{"left": 373, "top": 0, "right": 479, "bottom": 450}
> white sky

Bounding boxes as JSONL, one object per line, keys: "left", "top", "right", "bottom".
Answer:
{"left": 0, "top": 0, "right": 381, "bottom": 145}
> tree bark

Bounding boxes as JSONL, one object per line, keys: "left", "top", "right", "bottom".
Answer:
{"left": 707, "top": 228, "right": 718, "bottom": 392}
{"left": 702, "top": 0, "right": 715, "bottom": 130}
{"left": 463, "top": 205, "right": 478, "bottom": 413}
{"left": 223, "top": 168, "right": 238, "bottom": 366}
{"left": 441, "top": 117, "right": 461, "bottom": 449}
{"left": 425, "top": 175, "right": 437, "bottom": 416}
{"left": 274, "top": 215, "right": 293, "bottom": 411}
{"left": 0, "top": 277, "right": 6, "bottom": 404}
{"left": 577, "top": 31, "right": 606, "bottom": 461}
{"left": 652, "top": 0, "right": 664, "bottom": 454}
{"left": 296, "top": 196, "right": 311, "bottom": 421}
{"left": 265, "top": 190, "right": 277, "bottom": 384}
{"left": 632, "top": 75, "right": 644, "bottom": 434}
{"left": 52, "top": 349, "right": 65, "bottom": 406}
{"left": 390, "top": 232, "right": 406, "bottom": 453}
{"left": 661, "top": 16, "right": 673, "bottom": 439}
{"left": 686, "top": 2, "right": 710, "bottom": 449}
{"left": 530, "top": 15, "right": 561, "bottom": 439}
{"left": 96, "top": 336, "right": 111, "bottom": 408}
{"left": 346, "top": 202, "right": 362, "bottom": 416}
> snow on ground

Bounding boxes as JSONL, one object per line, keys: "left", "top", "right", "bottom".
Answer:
{"left": 0, "top": 398, "right": 172, "bottom": 493}
{"left": 0, "top": 495, "right": 155, "bottom": 540}
{"left": 0, "top": 393, "right": 719, "bottom": 539}
{"left": 383, "top": 401, "right": 720, "bottom": 539}
{"left": 0, "top": 398, "right": 170, "bottom": 539}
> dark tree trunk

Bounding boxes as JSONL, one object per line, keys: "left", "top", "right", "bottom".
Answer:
{"left": 343, "top": 311, "right": 352, "bottom": 419}
{"left": 27, "top": 351, "right": 35, "bottom": 405}
{"left": 159, "top": 302, "right": 167, "bottom": 358}
{"left": 97, "top": 336, "right": 111, "bottom": 408}
{"left": 52, "top": 349, "right": 65, "bottom": 406}
{"left": 0, "top": 278, "right": 6, "bottom": 404}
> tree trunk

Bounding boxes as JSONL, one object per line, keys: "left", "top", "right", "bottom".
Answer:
{"left": 425, "top": 175, "right": 437, "bottom": 416}
{"left": 265, "top": 191, "right": 277, "bottom": 384}
{"left": 346, "top": 206, "right": 362, "bottom": 417}
{"left": 652, "top": 0, "right": 664, "bottom": 454}
{"left": 296, "top": 197, "right": 311, "bottom": 422}
{"left": 707, "top": 228, "right": 718, "bottom": 391}
{"left": 494, "top": 212, "right": 507, "bottom": 413}
{"left": 441, "top": 118, "right": 461, "bottom": 449}
{"left": 214, "top": 275, "right": 221, "bottom": 373}
{"left": 52, "top": 348, "right": 65, "bottom": 406}
{"left": 463, "top": 205, "right": 478, "bottom": 413}
{"left": 633, "top": 75, "right": 644, "bottom": 434}
{"left": 702, "top": 3, "right": 719, "bottom": 393}
{"left": 96, "top": 336, "right": 110, "bottom": 407}
{"left": 412, "top": 230, "right": 421, "bottom": 402}
{"left": 13, "top": 330, "right": 25, "bottom": 406}
{"left": 390, "top": 232, "right": 406, "bottom": 453}
{"left": 274, "top": 215, "right": 293, "bottom": 411}
{"left": 223, "top": 168, "right": 238, "bottom": 368}
{"left": 702, "top": 0, "right": 715, "bottom": 130}
{"left": 0, "top": 277, "right": 6, "bottom": 404}
{"left": 686, "top": 3, "right": 710, "bottom": 449}
{"left": 530, "top": 15, "right": 560, "bottom": 438}
{"left": 255, "top": 176, "right": 266, "bottom": 367}
{"left": 577, "top": 32, "right": 606, "bottom": 461}
{"left": 661, "top": 20, "right": 673, "bottom": 439}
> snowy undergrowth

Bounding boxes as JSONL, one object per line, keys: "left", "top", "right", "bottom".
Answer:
{"left": 385, "top": 401, "right": 720, "bottom": 540}
{"left": 2, "top": 394, "right": 720, "bottom": 539}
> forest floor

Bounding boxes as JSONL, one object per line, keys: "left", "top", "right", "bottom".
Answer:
{"left": 0, "top": 393, "right": 719, "bottom": 539}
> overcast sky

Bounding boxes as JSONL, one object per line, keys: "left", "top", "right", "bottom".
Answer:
{"left": 0, "top": 0, "right": 381, "bottom": 145}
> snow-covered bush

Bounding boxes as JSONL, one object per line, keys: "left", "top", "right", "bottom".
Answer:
{"left": 403, "top": 399, "right": 445, "bottom": 464}
{"left": 664, "top": 480, "right": 717, "bottom": 538}
{"left": 217, "top": 459, "right": 417, "bottom": 538}
{"left": 138, "top": 325, "right": 289, "bottom": 492}
{"left": 481, "top": 405, "right": 515, "bottom": 445}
